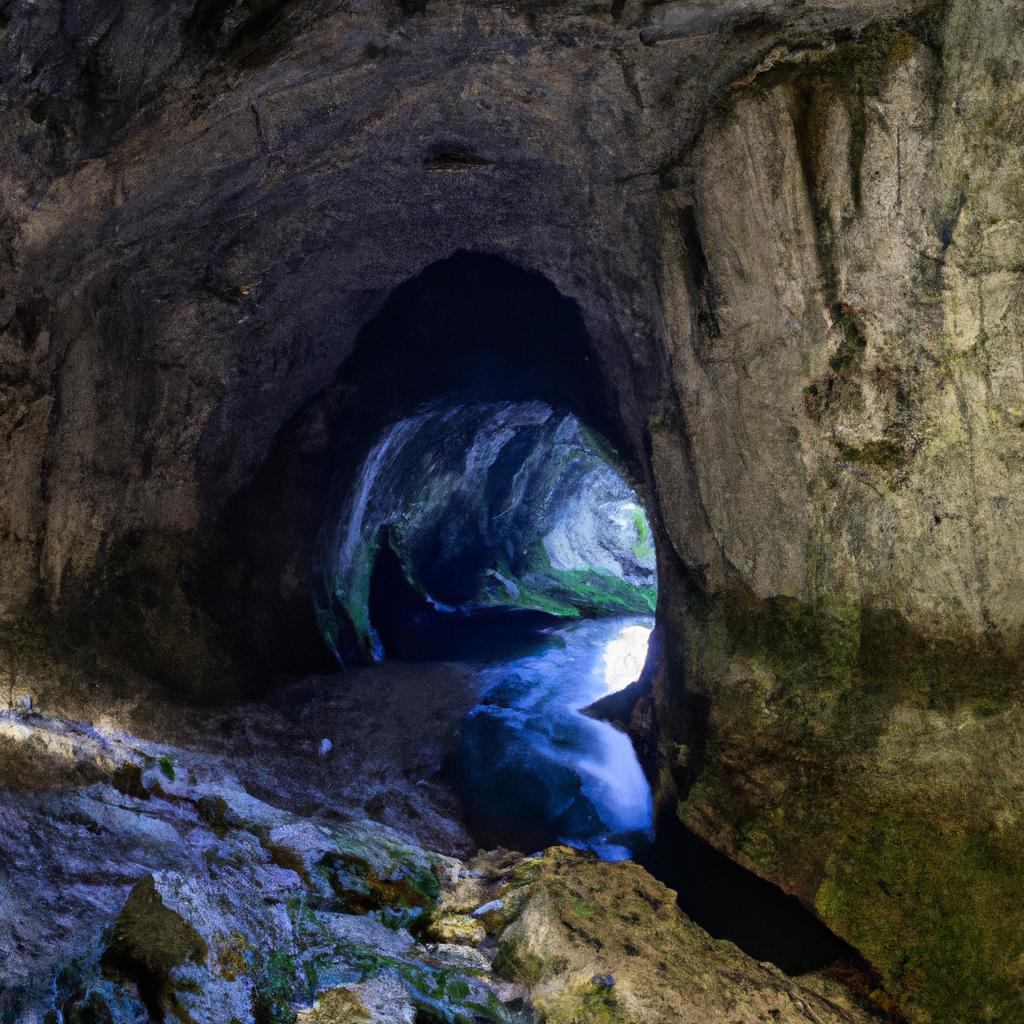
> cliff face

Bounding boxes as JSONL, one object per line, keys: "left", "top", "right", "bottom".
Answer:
{"left": 3, "top": 1, "right": 1024, "bottom": 1020}
{"left": 653, "top": 9, "right": 1024, "bottom": 1021}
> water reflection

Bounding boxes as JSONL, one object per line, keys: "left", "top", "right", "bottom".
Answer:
{"left": 455, "top": 616, "right": 655, "bottom": 861}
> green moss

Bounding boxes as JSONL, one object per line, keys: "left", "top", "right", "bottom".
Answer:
{"left": 492, "top": 940, "right": 550, "bottom": 987}
{"left": 569, "top": 895, "right": 595, "bottom": 919}
{"left": 630, "top": 508, "right": 654, "bottom": 561}
{"left": 832, "top": 437, "right": 910, "bottom": 469}
{"left": 547, "top": 568, "right": 657, "bottom": 617}
{"left": 285, "top": 894, "right": 328, "bottom": 948}
{"left": 316, "top": 847, "right": 440, "bottom": 934}
{"left": 158, "top": 755, "right": 175, "bottom": 781}
{"left": 817, "top": 818, "right": 1024, "bottom": 1024}
{"left": 686, "top": 589, "right": 1024, "bottom": 1021}
{"left": 541, "top": 983, "right": 636, "bottom": 1024}
{"left": 333, "top": 530, "right": 383, "bottom": 659}
{"left": 487, "top": 576, "right": 582, "bottom": 619}
{"left": 858, "top": 606, "right": 1022, "bottom": 713}
{"left": 348, "top": 946, "right": 513, "bottom": 1023}
{"left": 252, "top": 950, "right": 298, "bottom": 1024}
{"left": 480, "top": 529, "right": 657, "bottom": 620}
{"left": 716, "top": 591, "right": 1021, "bottom": 722}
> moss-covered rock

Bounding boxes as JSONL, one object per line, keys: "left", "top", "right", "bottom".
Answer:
{"left": 314, "top": 839, "right": 443, "bottom": 935}
{"left": 101, "top": 875, "right": 210, "bottom": 1019}
{"left": 295, "top": 987, "right": 371, "bottom": 1024}
{"left": 423, "top": 915, "right": 486, "bottom": 947}
{"left": 489, "top": 847, "right": 875, "bottom": 1024}
{"left": 676, "top": 587, "right": 1024, "bottom": 1023}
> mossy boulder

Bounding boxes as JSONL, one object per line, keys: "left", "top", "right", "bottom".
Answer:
{"left": 314, "top": 831, "right": 444, "bottom": 935}
{"left": 100, "top": 875, "right": 209, "bottom": 1018}
{"left": 295, "top": 987, "right": 371, "bottom": 1023}
{"left": 489, "top": 847, "right": 875, "bottom": 1024}
{"left": 423, "top": 914, "right": 486, "bottom": 947}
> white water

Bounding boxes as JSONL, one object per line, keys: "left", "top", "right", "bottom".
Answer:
{"left": 457, "top": 616, "right": 655, "bottom": 860}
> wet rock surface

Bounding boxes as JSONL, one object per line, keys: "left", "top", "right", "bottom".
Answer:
{"left": 0, "top": 705, "right": 881, "bottom": 1024}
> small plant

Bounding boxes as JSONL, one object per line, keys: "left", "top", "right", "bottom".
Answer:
{"left": 158, "top": 755, "right": 176, "bottom": 781}
{"left": 630, "top": 508, "right": 654, "bottom": 561}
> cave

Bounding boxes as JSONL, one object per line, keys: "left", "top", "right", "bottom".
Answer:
{"left": 228, "top": 250, "right": 666, "bottom": 857}
{"left": 3, "top": 3, "right": 1023, "bottom": 1023}
{"left": 197, "top": 251, "right": 652, "bottom": 683}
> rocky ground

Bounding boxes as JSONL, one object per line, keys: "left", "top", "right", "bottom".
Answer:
{"left": 0, "top": 675, "right": 887, "bottom": 1024}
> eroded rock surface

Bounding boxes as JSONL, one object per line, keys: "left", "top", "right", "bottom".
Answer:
{"left": 0, "top": 708, "right": 880, "bottom": 1024}
{"left": 3, "top": 0, "right": 1024, "bottom": 1020}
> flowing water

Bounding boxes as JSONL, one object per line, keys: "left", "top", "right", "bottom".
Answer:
{"left": 452, "top": 613, "right": 861, "bottom": 976}
{"left": 455, "top": 615, "right": 655, "bottom": 860}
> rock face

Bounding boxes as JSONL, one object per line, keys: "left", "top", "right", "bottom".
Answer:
{"left": 653, "top": 11, "right": 1024, "bottom": 1023}
{"left": 489, "top": 846, "right": 876, "bottom": 1024}
{"left": 0, "top": 706, "right": 880, "bottom": 1024}
{"left": 3, "top": 0, "right": 1024, "bottom": 1021}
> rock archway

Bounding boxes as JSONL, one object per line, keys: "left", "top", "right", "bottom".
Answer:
{"left": 200, "top": 250, "right": 669, "bottom": 679}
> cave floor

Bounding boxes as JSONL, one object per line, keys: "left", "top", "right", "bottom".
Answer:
{"left": 0, "top": 657, "right": 886, "bottom": 1023}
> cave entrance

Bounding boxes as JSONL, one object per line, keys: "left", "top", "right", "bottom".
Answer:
{"left": 306, "top": 254, "right": 660, "bottom": 861}
{"left": 210, "top": 250, "right": 864, "bottom": 978}
{"left": 317, "top": 398, "right": 660, "bottom": 860}
{"left": 307, "top": 251, "right": 652, "bottom": 668}
{"left": 320, "top": 400, "right": 657, "bottom": 664}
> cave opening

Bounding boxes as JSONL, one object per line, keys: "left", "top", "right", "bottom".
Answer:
{"left": 317, "top": 396, "right": 659, "bottom": 861}
{"left": 288, "top": 253, "right": 663, "bottom": 864}
{"left": 210, "top": 250, "right": 864, "bottom": 984}
{"left": 319, "top": 400, "right": 657, "bottom": 665}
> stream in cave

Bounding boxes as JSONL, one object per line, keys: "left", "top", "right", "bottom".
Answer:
{"left": 454, "top": 615, "right": 656, "bottom": 861}
{"left": 321, "top": 396, "right": 860, "bottom": 978}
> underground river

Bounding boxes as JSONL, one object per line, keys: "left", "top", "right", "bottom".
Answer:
{"left": 443, "top": 612, "right": 863, "bottom": 979}
{"left": 455, "top": 615, "right": 656, "bottom": 861}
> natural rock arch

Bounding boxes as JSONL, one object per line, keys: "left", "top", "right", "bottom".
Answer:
{"left": 198, "top": 250, "right": 673, "bottom": 683}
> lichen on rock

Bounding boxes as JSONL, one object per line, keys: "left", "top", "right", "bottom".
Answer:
{"left": 487, "top": 846, "right": 877, "bottom": 1024}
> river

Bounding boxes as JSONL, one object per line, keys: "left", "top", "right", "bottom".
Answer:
{"left": 454, "top": 615, "right": 655, "bottom": 860}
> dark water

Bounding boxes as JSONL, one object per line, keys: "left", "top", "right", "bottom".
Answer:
{"left": 642, "top": 811, "right": 860, "bottom": 975}
{"left": 444, "top": 613, "right": 860, "bottom": 978}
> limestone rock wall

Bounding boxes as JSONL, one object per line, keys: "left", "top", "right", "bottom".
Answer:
{"left": 0, "top": 0, "right": 927, "bottom": 660}
{"left": 651, "top": 5, "right": 1024, "bottom": 1021}
{"left": 3, "top": 0, "right": 1023, "bottom": 1020}
{"left": 661, "top": 7, "right": 1024, "bottom": 646}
